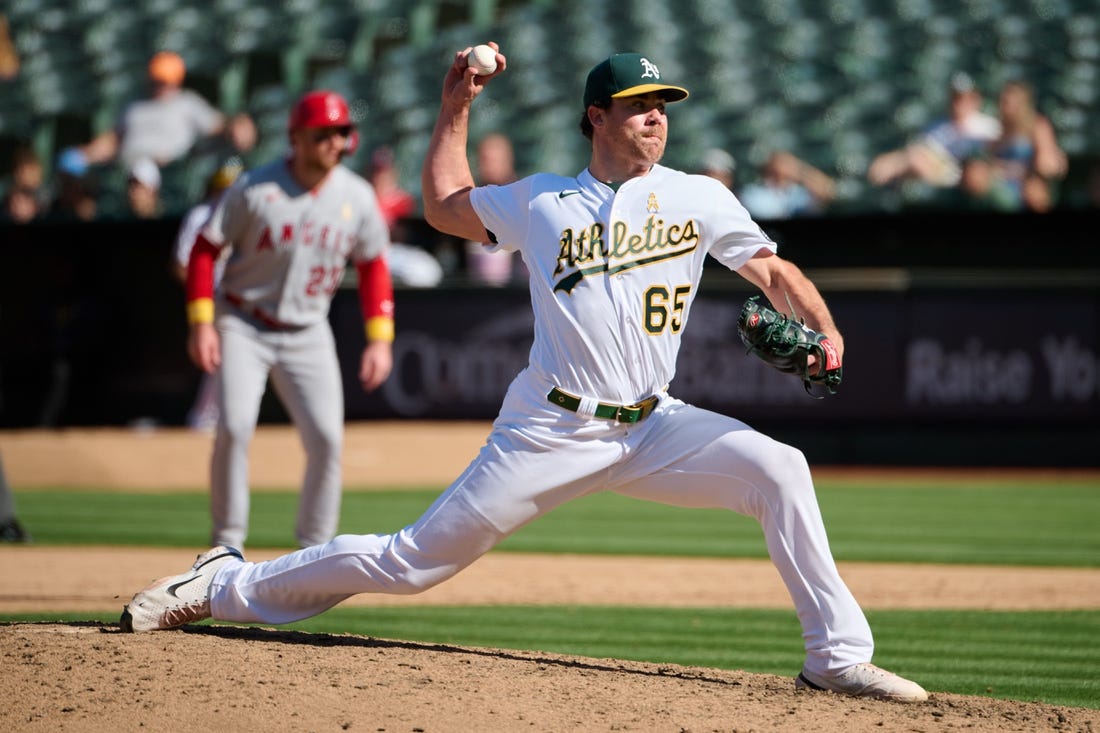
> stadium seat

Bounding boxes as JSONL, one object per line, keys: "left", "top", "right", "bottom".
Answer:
{"left": 2, "top": 0, "right": 1098, "bottom": 220}
{"left": 246, "top": 83, "right": 295, "bottom": 162}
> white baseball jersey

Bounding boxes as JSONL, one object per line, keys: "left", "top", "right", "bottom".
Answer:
{"left": 469, "top": 165, "right": 775, "bottom": 404}
{"left": 202, "top": 158, "right": 390, "bottom": 327}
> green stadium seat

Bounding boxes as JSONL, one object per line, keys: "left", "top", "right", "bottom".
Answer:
{"left": 310, "top": 66, "right": 356, "bottom": 99}
{"left": 3, "top": 0, "right": 1099, "bottom": 220}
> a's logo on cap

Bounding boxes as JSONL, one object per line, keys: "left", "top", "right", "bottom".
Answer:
{"left": 640, "top": 57, "right": 660, "bottom": 80}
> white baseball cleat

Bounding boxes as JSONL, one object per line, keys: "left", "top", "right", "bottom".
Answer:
{"left": 119, "top": 546, "right": 243, "bottom": 632}
{"left": 795, "top": 662, "right": 929, "bottom": 702}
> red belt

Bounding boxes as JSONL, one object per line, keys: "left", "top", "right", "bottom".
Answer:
{"left": 224, "top": 293, "right": 300, "bottom": 331}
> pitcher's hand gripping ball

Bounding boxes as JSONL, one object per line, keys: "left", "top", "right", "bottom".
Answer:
{"left": 467, "top": 44, "right": 498, "bottom": 75}
{"left": 737, "top": 295, "right": 843, "bottom": 396}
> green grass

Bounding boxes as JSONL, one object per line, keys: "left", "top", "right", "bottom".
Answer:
{"left": 7, "top": 476, "right": 1100, "bottom": 710}
{"left": 13, "top": 480, "right": 1100, "bottom": 566}
{"left": 9, "top": 607, "right": 1099, "bottom": 710}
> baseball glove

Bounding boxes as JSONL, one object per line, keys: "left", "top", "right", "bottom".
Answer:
{"left": 737, "top": 295, "right": 843, "bottom": 396}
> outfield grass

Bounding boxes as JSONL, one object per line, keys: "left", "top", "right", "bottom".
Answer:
{"left": 6, "top": 477, "right": 1099, "bottom": 710}
{"left": 12, "top": 479, "right": 1100, "bottom": 566}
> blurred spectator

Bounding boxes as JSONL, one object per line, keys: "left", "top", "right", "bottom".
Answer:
{"left": 47, "top": 148, "right": 98, "bottom": 221}
{"left": 957, "top": 80, "right": 1068, "bottom": 213}
{"left": 172, "top": 158, "right": 243, "bottom": 430}
{"left": 62, "top": 51, "right": 256, "bottom": 176}
{"left": 992, "top": 79, "right": 1067, "bottom": 211}
{"left": 0, "top": 14, "right": 19, "bottom": 81}
{"left": 1, "top": 146, "right": 46, "bottom": 222}
{"left": 867, "top": 73, "right": 1001, "bottom": 189}
{"left": 698, "top": 147, "right": 736, "bottom": 190}
{"left": 125, "top": 157, "right": 163, "bottom": 219}
{"left": 954, "top": 155, "right": 1019, "bottom": 211}
{"left": 737, "top": 150, "right": 836, "bottom": 219}
{"left": 365, "top": 145, "right": 443, "bottom": 288}
{"left": 475, "top": 132, "right": 517, "bottom": 186}
{"left": 466, "top": 132, "right": 522, "bottom": 286}
{"left": 1, "top": 184, "right": 40, "bottom": 223}
{"left": 366, "top": 146, "right": 417, "bottom": 242}
{"left": 9, "top": 145, "right": 44, "bottom": 191}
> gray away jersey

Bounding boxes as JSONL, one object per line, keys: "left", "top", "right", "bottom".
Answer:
{"left": 202, "top": 158, "right": 390, "bottom": 327}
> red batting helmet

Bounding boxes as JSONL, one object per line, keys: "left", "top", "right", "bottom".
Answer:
{"left": 288, "top": 90, "right": 358, "bottom": 154}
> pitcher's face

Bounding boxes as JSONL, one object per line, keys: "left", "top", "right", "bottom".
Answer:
{"left": 600, "top": 93, "right": 669, "bottom": 167}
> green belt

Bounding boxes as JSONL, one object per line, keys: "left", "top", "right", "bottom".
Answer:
{"left": 546, "top": 387, "right": 659, "bottom": 424}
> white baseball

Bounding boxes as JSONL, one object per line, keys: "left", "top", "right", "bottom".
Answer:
{"left": 467, "top": 44, "right": 498, "bottom": 75}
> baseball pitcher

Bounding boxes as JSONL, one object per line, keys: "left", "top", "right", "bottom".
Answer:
{"left": 123, "top": 48, "right": 927, "bottom": 704}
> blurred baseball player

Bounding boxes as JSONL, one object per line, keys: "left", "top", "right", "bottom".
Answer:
{"left": 121, "top": 48, "right": 927, "bottom": 703}
{"left": 183, "top": 90, "right": 394, "bottom": 550}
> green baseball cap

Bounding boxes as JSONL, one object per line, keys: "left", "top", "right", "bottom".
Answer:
{"left": 582, "top": 53, "right": 690, "bottom": 108}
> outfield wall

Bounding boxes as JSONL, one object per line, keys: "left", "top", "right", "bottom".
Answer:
{"left": 2, "top": 211, "right": 1097, "bottom": 466}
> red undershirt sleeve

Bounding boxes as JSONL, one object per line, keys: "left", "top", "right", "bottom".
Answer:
{"left": 185, "top": 234, "right": 220, "bottom": 324}
{"left": 356, "top": 256, "right": 395, "bottom": 343}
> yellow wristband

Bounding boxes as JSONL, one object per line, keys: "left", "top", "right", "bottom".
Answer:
{"left": 187, "top": 298, "right": 215, "bottom": 324}
{"left": 365, "top": 316, "right": 395, "bottom": 343}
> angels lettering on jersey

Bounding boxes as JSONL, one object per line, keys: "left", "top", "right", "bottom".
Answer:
{"left": 254, "top": 199, "right": 356, "bottom": 257}
{"left": 553, "top": 191, "right": 700, "bottom": 294}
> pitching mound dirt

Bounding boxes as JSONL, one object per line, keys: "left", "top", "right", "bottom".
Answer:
{"left": 5, "top": 621, "right": 1097, "bottom": 733}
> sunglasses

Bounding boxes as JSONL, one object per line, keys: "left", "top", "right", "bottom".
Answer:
{"left": 310, "top": 126, "right": 353, "bottom": 143}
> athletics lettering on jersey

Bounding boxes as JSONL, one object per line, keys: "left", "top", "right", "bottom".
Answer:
{"left": 553, "top": 214, "right": 699, "bottom": 294}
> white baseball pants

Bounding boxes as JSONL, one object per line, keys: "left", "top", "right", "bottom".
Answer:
{"left": 209, "top": 395, "right": 873, "bottom": 676}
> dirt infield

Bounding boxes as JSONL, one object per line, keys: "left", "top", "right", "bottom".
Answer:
{"left": 3, "top": 546, "right": 1100, "bottom": 615}
{"left": 5, "top": 621, "right": 1098, "bottom": 733}
{"left": 3, "top": 425, "right": 1099, "bottom": 731}
{"left": 1, "top": 422, "right": 499, "bottom": 491}
{"left": 6, "top": 422, "right": 1099, "bottom": 491}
